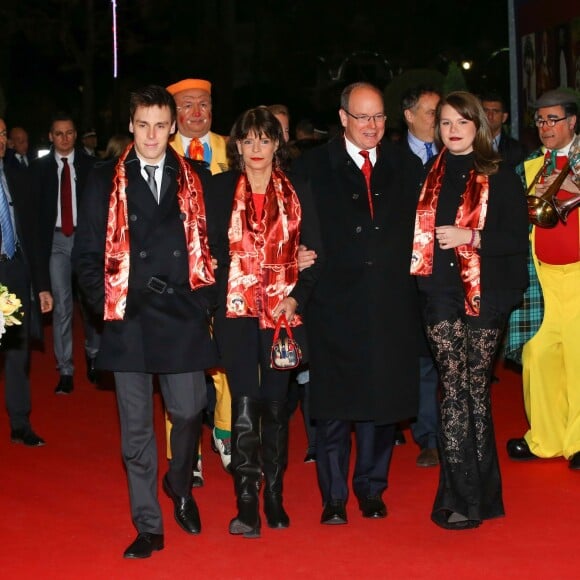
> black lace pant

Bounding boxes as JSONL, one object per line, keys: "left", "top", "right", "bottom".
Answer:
{"left": 420, "top": 290, "right": 515, "bottom": 525}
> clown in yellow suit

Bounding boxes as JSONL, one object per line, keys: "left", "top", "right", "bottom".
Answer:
{"left": 505, "top": 88, "right": 580, "bottom": 471}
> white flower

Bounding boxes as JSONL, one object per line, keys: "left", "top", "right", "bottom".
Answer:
{"left": 0, "top": 284, "right": 23, "bottom": 345}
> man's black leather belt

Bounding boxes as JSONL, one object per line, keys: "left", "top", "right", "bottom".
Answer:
{"left": 146, "top": 276, "right": 168, "bottom": 294}
{"left": 54, "top": 227, "right": 76, "bottom": 232}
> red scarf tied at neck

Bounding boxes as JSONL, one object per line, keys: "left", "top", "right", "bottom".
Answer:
{"left": 226, "top": 168, "right": 303, "bottom": 329}
{"left": 410, "top": 148, "right": 489, "bottom": 316}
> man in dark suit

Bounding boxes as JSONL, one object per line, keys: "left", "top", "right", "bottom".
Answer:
{"left": 400, "top": 86, "right": 441, "bottom": 468}
{"left": 30, "top": 114, "right": 99, "bottom": 393}
{"left": 293, "top": 82, "right": 420, "bottom": 525}
{"left": 480, "top": 91, "right": 527, "bottom": 169}
{"left": 73, "top": 85, "right": 218, "bottom": 558}
{"left": 5, "top": 126, "right": 31, "bottom": 170}
{"left": 0, "top": 118, "right": 53, "bottom": 446}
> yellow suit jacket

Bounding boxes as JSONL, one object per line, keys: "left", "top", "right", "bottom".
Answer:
{"left": 169, "top": 131, "right": 229, "bottom": 175}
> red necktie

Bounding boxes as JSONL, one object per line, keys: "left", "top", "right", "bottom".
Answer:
{"left": 187, "top": 138, "right": 204, "bottom": 161}
{"left": 359, "top": 150, "right": 374, "bottom": 219}
{"left": 60, "top": 157, "right": 74, "bottom": 236}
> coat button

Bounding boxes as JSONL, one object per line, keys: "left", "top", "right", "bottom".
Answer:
{"left": 352, "top": 193, "right": 359, "bottom": 200}
{"left": 180, "top": 212, "right": 186, "bottom": 221}
{"left": 139, "top": 251, "right": 147, "bottom": 258}
{"left": 173, "top": 250, "right": 181, "bottom": 257}
{"left": 355, "top": 226, "right": 362, "bottom": 233}
{"left": 130, "top": 214, "right": 137, "bottom": 222}
{"left": 167, "top": 287, "right": 175, "bottom": 295}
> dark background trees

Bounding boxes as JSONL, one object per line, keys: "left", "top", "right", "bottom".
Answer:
{"left": 0, "top": 0, "right": 509, "bottom": 150}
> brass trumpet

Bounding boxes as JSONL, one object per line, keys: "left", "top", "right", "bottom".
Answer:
{"left": 527, "top": 158, "right": 580, "bottom": 227}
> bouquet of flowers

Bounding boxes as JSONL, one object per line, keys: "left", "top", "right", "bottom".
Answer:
{"left": 0, "top": 284, "right": 23, "bottom": 343}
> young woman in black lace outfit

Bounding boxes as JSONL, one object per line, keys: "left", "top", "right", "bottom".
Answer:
{"left": 410, "top": 91, "right": 529, "bottom": 529}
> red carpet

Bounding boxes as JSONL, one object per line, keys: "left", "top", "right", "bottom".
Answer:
{"left": 1, "top": 321, "right": 578, "bottom": 579}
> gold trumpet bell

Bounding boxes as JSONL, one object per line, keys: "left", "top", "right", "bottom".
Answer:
{"left": 527, "top": 196, "right": 559, "bottom": 228}
{"left": 554, "top": 195, "right": 580, "bottom": 224}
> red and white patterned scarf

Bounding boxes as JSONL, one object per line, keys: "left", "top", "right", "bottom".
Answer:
{"left": 104, "top": 145, "right": 215, "bottom": 320}
{"left": 226, "top": 168, "right": 302, "bottom": 329}
{"left": 410, "top": 148, "right": 489, "bottom": 316}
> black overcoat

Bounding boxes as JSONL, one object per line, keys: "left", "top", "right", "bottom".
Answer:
{"left": 293, "top": 137, "right": 420, "bottom": 423}
{"left": 72, "top": 147, "right": 217, "bottom": 373}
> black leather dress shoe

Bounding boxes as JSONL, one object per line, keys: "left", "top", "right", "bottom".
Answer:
{"left": 506, "top": 437, "right": 538, "bottom": 461}
{"left": 569, "top": 451, "right": 580, "bottom": 470}
{"left": 10, "top": 428, "right": 46, "bottom": 447}
{"left": 85, "top": 354, "right": 98, "bottom": 385}
{"left": 162, "top": 474, "right": 201, "bottom": 534}
{"left": 358, "top": 495, "right": 387, "bottom": 519}
{"left": 123, "top": 533, "right": 164, "bottom": 559}
{"left": 55, "top": 375, "right": 74, "bottom": 395}
{"left": 321, "top": 500, "right": 347, "bottom": 525}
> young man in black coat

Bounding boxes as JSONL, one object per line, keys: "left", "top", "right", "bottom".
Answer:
{"left": 73, "top": 86, "right": 218, "bottom": 558}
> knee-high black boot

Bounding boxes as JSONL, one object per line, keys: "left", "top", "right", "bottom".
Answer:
{"left": 229, "top": 396, "right": 262, "bottom": 538}
{"left": 262, "top": 400, "right": 290, "bottom": 529}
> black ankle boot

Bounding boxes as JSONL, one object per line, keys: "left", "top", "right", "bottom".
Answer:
{"left": 229, "top": 396, "right": 262, "bottom": 538}
{"left": 262, "top": 400, "right": 290, "bottom": 529}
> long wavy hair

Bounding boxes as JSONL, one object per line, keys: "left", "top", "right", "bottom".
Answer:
{"left": 435, "top": 91, "right": 501, "bottom": 176}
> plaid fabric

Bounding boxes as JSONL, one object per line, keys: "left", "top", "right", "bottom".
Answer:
{"left": 503, "top": 149, "right": 545, "bottom": 364}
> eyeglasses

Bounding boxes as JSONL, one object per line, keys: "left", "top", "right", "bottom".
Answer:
{"left": 534, "top": 116, "right": 568, "bottom": 128}
{"left": 344, "top": 110, "right": 387, "bottom": 124}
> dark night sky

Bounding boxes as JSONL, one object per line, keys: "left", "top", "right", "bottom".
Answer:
{"left": 0, "top": 0, "right": 511, "bottom": 148}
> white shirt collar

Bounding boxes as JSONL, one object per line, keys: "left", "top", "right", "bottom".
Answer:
{"left": 344, "top": 136, "right": 377, "bottom": 169}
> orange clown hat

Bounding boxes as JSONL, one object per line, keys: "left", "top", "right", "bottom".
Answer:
{"left": 166, "top": 78, "right": 212, "bottom": 95}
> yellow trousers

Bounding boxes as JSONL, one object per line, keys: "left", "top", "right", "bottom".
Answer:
{"left": 522, "top": 260, "right": 580, "bottom": 459}
{"left": 165, "top": 368, "right": 232, "bottom": 459}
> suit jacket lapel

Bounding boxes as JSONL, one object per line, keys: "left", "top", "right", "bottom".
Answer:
{"left": 159, "top": 153, "right": 179, "bottom": 203}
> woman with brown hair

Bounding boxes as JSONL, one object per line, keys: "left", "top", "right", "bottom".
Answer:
{"left": 210, "top": 107, "right": 322, "bottom": 538}
{"left": 410, "top": 91, "right": 528, "bottom": 530}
